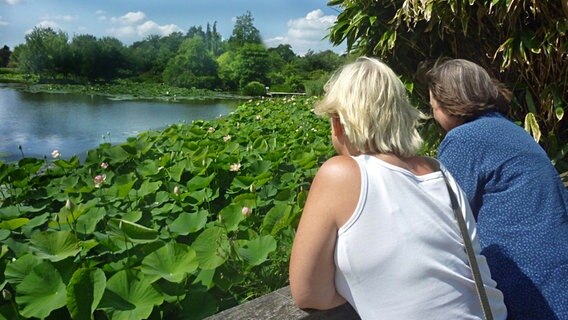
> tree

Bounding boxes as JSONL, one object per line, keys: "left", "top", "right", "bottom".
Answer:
{"left": 233, "top": 43, "right": 269, "bottom": 88}
{"left": 18, "top": 27, "right": 69, "bottom": 80}
{"left": 70, "top": 34, "right": 100, "bottom": 81}
{"left": 0, "top": 45, "right": 11, "bottom": 67}
{"left": 328, "top": 0, "right": 568, "bottom": 168}
{"left": 97, "top": 37, "right": 127, "bottom": 81}
{"left": 162, "top": 37, "right": 219, "bottom": 89}
{"left": 228, "top": 11, "right": 262, "bottom": 48}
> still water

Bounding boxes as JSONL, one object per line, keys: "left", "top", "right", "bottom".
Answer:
{"left": 0, "top": 84, "right": 238, "bottom": 162}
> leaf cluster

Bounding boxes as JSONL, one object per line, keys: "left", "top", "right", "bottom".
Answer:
{"left": 0, "top": 96, "right": 335, "bottom": 319}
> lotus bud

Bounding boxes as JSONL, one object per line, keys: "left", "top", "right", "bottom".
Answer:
{"left": 100, "top": 162, "right": 109, "bottom": 169}
{"left": 242, "top": 207, "right": 251, "bottom": 218}
{"left": 173, "top": 186, "right": 181, "bottom": 196}
{"left": 65, "top": 199, "right": 74, "bottom": 212}
{"left": 2, "top": 289, "right": 12, "bottom": 301}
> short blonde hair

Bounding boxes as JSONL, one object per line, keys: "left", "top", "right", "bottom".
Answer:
{"left": 314, "top": 57, "right": 424, "bottom": 157}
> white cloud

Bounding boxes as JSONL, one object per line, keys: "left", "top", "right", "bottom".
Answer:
{"left": 24, "top": 20, "right": 60, "bottom": 35}
{"left": 107, "top": 11, "right": 181, "bottom": 41}
{"left": 40, "top": 14, "right": 78, "bottom": 22}
{"left": 1, "top": 0, "right": 24, "bottom": 4}
{"left": 0, "top": 16, "right": 9, "bottom": 27}
{"left": 108, "top": 26, "right": 136, "bottom": 38}
{"left": 137, "top": 21, "right": 181, "bottom": 37}
{"left": 111, "top": 11, "right": 146, "bottom": 25}
{"left": 266, "top": 9, "right": 343, "bottom": 56}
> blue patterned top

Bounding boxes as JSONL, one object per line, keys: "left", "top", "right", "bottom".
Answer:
{"left": 438, "top": 112, "right": 568, "bottom": 320}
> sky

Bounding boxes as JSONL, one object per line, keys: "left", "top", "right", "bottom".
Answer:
{"left": 0, "top": 0, "right": 346, "bottom": 56}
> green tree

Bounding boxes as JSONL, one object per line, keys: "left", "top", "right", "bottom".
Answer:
{"left": 97, "top": 37, "right": 128, "bottom": 81}
{"left": 70, "top": 34, "right": 100, "bottom": 81}
{"left": 328, "top": 0, "right": 568, "bottom": 168}
{"left": 233, "top": 43, "right": 269, "bottom": 88}
{"left": 0, "top": 45, "right": 11, "bottom": 67}
{"left": 18, "top": 27, "right": 69, "bottom": 80}
{"left": 228, "top": 11, "right": 262, "bottom": 48}
{"left": 162, "top": 36, "right": 219, "bottom": 89}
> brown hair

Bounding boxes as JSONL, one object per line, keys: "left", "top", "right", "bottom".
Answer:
{"left": 426, "top": 59, "right": 511, "bottom": 121}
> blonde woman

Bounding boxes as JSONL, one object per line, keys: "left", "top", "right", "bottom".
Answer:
{"left": 289, "top": 57, "right": 507, "bottom": 319}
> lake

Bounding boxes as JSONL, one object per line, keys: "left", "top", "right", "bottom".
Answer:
{"left": 0, "top": 84, "right": 239, "bottom": 163}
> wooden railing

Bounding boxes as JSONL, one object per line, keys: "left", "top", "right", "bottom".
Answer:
{"left": 204, "top": 286, "right": 359, "bottom": 320}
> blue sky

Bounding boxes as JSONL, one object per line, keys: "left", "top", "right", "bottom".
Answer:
{"left": 0, "top": 0, "right": 346, "bottom": 56}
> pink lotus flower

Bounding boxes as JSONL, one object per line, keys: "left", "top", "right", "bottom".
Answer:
{"left": 94, "top": 174, "right": 106, "bottom": 188}
{"left": 229, "top": 163, "right": 241, "bottom": 172}
{"left": 207, "top": 127, "right": 216, "bottom": 133}
{"left": 100, "top": 162, "right": 109, "bottom": 169}
{"left": 51, "top": 149, "right": 60, "bottom": 159}
{"left": 242, "top": 206, "right": 251, "bottom": 218}
{"left": 223, "top": 135, "right": 231, "bottom": 142}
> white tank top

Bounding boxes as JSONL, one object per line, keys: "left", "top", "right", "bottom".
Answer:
{"left": 334, "top": 155, "right": 507, "bottom": 319}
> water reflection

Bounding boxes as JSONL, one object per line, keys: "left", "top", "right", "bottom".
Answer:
{"left": 0, "top": 84, "right": 238, "bottom": 162}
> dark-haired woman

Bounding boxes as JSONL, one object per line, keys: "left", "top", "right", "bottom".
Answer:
{"left": 427, "top": 59, "right": 568, "bottom": 320}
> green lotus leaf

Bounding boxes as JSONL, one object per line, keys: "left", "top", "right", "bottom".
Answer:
{"left": 67, "top": 268, "right": 106, "bottom": 320}
{"left": 107, "top": 173, "right": 137, "bottom": 198}
{"left": 0, "top": 205, "right": 28, "bottom": 219}
{"left": 17, "top": 157, "right": 43, "bottom": 175}
{"left": 5, "top": 254, "right": 41, "bottom": 285}
{"left": 53, "top": 156, "right": 80, "bottom": 169}
{"left": 30, "top": 230, "right": 81, "bottom": 262}
{"left": 136, "top": 159, "right": 160, "bottom": 177}
{"left": 186, "top": 172, "right": 216, "bottom": 191}
{"left": 178, "top": 286, "right": 218, "bottom": 320}
{"left": 22, "top": 213, "right": 50, "bottom": 237}
{"left": 141, "top": 242, "right": 198, "bottom": 283}
{"left": 218, "top": 204, "right": 245, "bottom": 232}
{"left": 260, "top": 202, "right": 292, "bottom": 236}
{"left": 0, "top": 229, "right": 9, "bottom": 241}
{"left": 0, "top": 218, "right": 29, "bottom": 230}
{"left": 107, "top": 218, "right": 158, "bottom": 242}
{"left": 238, "top": 235, "right": 277, "bottom": 266}
{"left": 186, "top": 187, "right": 216, "bottom": 205}
{"left": 231, "top": 175, "right": 256, "bottom": 190}
{"left": 166, "top": 160, "right": 185, "bottom": 182}
{"left": 169, "top": 210, "right": 208, "bottom": 235}
{"left": 137, "top": 180, "right": 162, "bottom": 198}
{"left": 104, "top": 145, "right": 130, "bottom": 163}
{"left": 100, "top": 270, "right": 164, "bottom": 320}
{"left": 15, "top": 261, "right": 67, "bottom": 319}
{"left": 192, "top": 226, "right": 229, "bottom": 270}
{"left": 75, "top": 206, "right": 106, "bottom": 235}
{"left": 249, "top": 159, "right": 272, "bottom": 175}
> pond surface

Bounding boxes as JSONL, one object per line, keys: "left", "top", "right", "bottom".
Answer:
{"left": 0, "top": 84, "right": 238, "bottom": 162}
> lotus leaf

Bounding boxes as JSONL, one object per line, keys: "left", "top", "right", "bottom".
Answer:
{"left": 15, "top": 261, "right": 67, "bottom": 319}
{"left": 30, "top": 230, "right": 81, "bottom": 262}
{"left": 237, "top": 235, "right": 277, "bottom": 266}
{"left": 169, "top": 210, "right": 208, "bottom": 235}
{"left": 100, "top": 270, "right": 163, "bottom": 320}
{"left": 66, "top": 268, "right": 106, "bottom": 320}
{"left": 141, "top": 241, "right": 198, "bottom": 283}
{"left": 192, "top": 226, "right": 229, "bottom": 270}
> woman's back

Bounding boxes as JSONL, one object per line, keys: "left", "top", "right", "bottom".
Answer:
{"left": 439, "top": 112, "right": 568, "bottom": 319}
{"left": 334, "top": 155, "right": 507, "bottom": 319}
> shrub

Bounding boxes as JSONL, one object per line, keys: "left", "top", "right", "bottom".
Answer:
{"left": 242, "top": 81, "right": 266, "bottom": 96}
